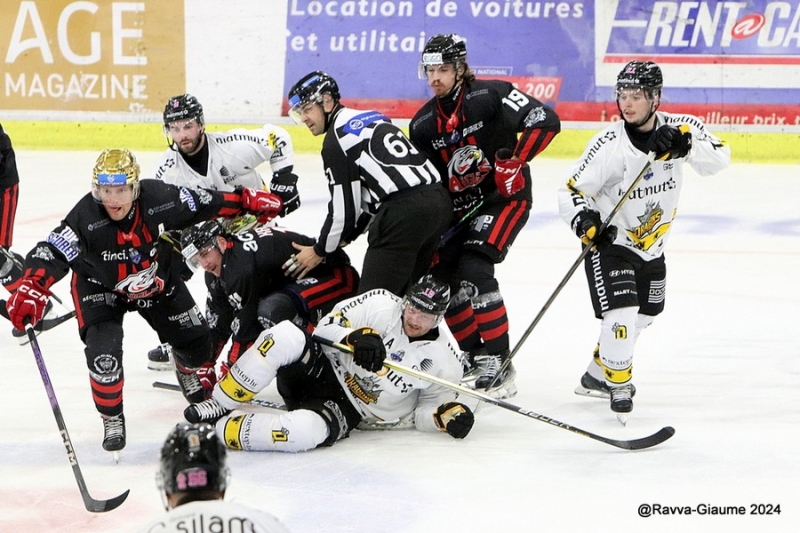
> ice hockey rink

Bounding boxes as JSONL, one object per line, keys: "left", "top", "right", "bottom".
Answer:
{"left": 0, "top": 150, "right": 797, "bottom": 533}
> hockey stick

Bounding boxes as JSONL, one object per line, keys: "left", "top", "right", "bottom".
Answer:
{"left": 23, "top": 322, "right": 130, "bottom": 512}
{"left": 485, "top": 151, "right": 660, "bottom": 393}
{"left": 151, "top": 381, "right": 287, "bottom": 410}
{"left": 312, "top": 335, "right": 674, "bottom": 450}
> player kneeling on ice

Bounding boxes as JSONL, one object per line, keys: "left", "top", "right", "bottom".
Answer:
{"left": 184, "top": 276, "right": 475, "bottom": 451}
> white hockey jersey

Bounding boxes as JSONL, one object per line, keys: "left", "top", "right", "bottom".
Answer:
{"left": 557, "top": 112, "right": 730, "bottom": 260}
{"left": 139, "top": 500, "right": 291, "bottom": 533}
{"left": 150, "top": 124, "right": 294, "bottom": 191}
{"left": 313, "top": 289, "right": 464, "bottom": 432}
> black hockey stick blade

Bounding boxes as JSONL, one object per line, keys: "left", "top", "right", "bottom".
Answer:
{"left": 82, "top": 487, "right": 130, "bottom": 513}
{"left": 598, "top": 426, "right": 675, "bottom": 451}
{"left": 152, "top": 381, "right": 286, "bottom": 410}
{"left": 25, "top": 325, "right": 130, "bottom": 512}
{"left": 312, "top": 335, "right": 675, "bottom": 450}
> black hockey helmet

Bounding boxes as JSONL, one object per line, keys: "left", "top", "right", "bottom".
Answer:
{"left": 180, "top": 220, "right": 225, "bottom": 267}
{"left": 419, "top": 34, "right": 467, "bottom": 78}
{"left": 156, "top": 422, "right": 229, "bottom": 507}
{"left": 163, "top": 93, "right": 205, "bottom": 127}
{"left": 615, "top": 60, "right": 663, "bottom": 97}
{"left": 422, "top": 34, "right": 467, "bottom": 65}
{"left": 404, "top": 275, "right": 451, "bottom": 316}
{"left": 287, "top": 71, "right": 340, "bottom": 121}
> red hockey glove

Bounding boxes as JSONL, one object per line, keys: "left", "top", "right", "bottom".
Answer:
{"left": 6, "top": 278, "right": 51, "bottom": 331}
{"left": 240, "top": 188, "right": 283, "bottom": 224}
{"left": 344, "top": 327, "right": 385, "bottom": 373}
{"left": 494, "top": 148, "right": 525, "bottom": 197}
{"left": 434, "top": 402, "right": 474, "bottom": 439}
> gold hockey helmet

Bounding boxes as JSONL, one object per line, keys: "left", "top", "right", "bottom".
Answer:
{"left": 91, "top": 149, "right": 141, "bottom": 202}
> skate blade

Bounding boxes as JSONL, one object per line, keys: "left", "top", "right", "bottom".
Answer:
{"left": 574, "top": 385, "right": 610, "bottom": 399}
{"left": 147, "top": 361, "right": 174, "bottom": 372}
{"left": 110, "top": 451, "right": 122, "bottom": 464}
{"left": 615, "top": 413, "right": 628, "bottom": 426}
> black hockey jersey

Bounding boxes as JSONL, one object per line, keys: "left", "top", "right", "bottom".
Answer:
{"left": 206, "top": 225, "right": 352, "bottom": 358}
{"left": 409, "top": 79, "right": 560, "bottom": 207}
{"left": 23, "top": 180, "right": 245, "bottom": 299}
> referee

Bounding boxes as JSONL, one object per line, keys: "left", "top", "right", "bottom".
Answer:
{"left": 284, "top": 71, "right": 452, "bottom": 296}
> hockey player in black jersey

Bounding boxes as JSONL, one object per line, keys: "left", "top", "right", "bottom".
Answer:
{"left": 285, "top": 71, "right": 452, "bottom": 296}
{"left": 179, "top": 219, "right": 359, "bottom": 384}
{"left": 409, "top": 34, "right": 561, "bottom": 399}
{"left": 5, "top": 149, "right": 283, "bottom": 455}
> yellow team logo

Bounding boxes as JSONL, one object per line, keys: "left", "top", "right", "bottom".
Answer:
{"left": 271, "top": 429, "right": 289, "bottom": 442}
{"left": 257, "top": 336, "right": 275, "bottom": 357}
{"left": 222, "top": 415, "right": 245, "bottom": 450}
{"left": 613, "top": 323, "right": 628, "bottom": 340}
{"left": 626, "top": 201, "right": 671, "bottom": 251}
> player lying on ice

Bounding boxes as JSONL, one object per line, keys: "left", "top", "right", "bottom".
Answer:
{"left": 183, "top": 276, "right": 475, "bottom": 451}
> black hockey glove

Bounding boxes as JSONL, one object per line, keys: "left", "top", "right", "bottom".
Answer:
{"left": 344, "top": 327, "right": 386, "bottom": 373}
{"left": 571, "top": 209, "right": 617, "bottom": 248}
{"left": 646, "top": 124, "right": 692, "bottom": 161}
{"left": 434, "top": 402, "right": 474, "bottom": 439}
{"left": 269, "top": 170, "right": 301, "bottom": 216}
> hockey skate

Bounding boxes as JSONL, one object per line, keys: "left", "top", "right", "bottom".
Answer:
{"left": 463, "top": 350, "right": 517, "bottom": 399}
{"left": 11, "top": 300, "right": 76, "bottom": 345}
{"left": 609, "top": 384, "right": 634, "bottom": 425}
{"left": 175, "top": 366, "right": 207, "bottom": 403}
{"left": 574, "top": 372, "right": 637, "bottom": 400}
{"left": 184, "top": 397, "right": 230, "bottom": 424}
{"left": 147, "top": 343, "right": 173, "bottom": 371}
{"left": 102, "top": 413, "right": 126, "bottom": 462}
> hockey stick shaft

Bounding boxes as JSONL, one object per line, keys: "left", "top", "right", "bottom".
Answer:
{"left": 485, "top": 152, "right": 658, "bottom": 392}
{"left": 151, "top": 381, "right": 287, "bottom": 410}
{"left": 312, "top": 335, "right": 674, "bottom": 450}
{"left": 24, "top": 324, "right": 130, "bottom": 512}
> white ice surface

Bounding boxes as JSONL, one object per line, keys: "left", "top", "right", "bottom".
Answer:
{"left": 0, "top": 152, "right": 797, "bottom": 533}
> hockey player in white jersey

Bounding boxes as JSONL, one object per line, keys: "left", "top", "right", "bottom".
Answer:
{"left": 140, "top": 422, "right": 291, "bottom": 532}
{"left": 183, "top": 276, "right": 475, "bottom": 452}
{"left": 557, "top": 60, "right": 730, "bottom": 420}
{"left": 146, "top": 94, "right": 301, "bottom": 372}
{"left": 153, "top": 94, "right": 299, "bottom": 211}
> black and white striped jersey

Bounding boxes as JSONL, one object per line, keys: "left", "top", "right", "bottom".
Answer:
{"left": 313, "top": 106, "right": 442, "bottom": 257}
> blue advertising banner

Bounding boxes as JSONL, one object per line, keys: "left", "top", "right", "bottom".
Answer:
{"left": 285, "top": 0, "right": 592, "bottom": 104}
{"left": 285, "top": 0, "right": 800, "bottom": 125}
